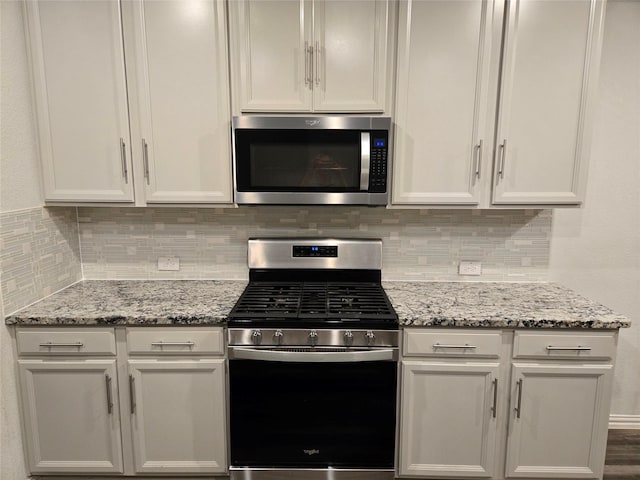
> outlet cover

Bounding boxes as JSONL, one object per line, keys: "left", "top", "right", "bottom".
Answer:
{"left": 459, "top": 261, "right": 482, "bottom": 276}
{"left": 158, "top": 256, "right": 180, "bottom": 271}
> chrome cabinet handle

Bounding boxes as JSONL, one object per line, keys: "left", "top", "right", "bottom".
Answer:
{"left": 142, "top": 138, "right": 150, "bottom": 184}
{"left": 304, "top": 41, "right": 309, "bottom": 85}
{"left": 105, "top": 375, "right": 113, "bottom": 415}
{"left": 491, "top": 378, "right": 498, "bottom": 418}
{"left": 546, "top": 345, "right": 592, "bottom": 351}
{"left": 514, "top": 378, "right": 523, "bottom": 419}
{"left": 150, "top": 341, "right": 195, "bottom": 347}
{"left": 120, "top": 138, "right": 129, "bottom": 183}
{"left": 39, "top": 342, "right": 84, "bottom": 348}
{"left": 315, "top": 41, "right": 320, "bottom": 86}
{"left": 497, "top": 139, "right": 507, "bottom": 180}
{"left": 475, "top": 139, "right": 483, "bottom": 179}
{"left": 129, "top": 374, "right": 136, "bottom": 414}
{"left": 432, "top": 343, "right": 477, "bottom": 349}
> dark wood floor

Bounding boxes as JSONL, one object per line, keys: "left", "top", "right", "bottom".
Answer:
{"left": 604, "top": 429, "right": 640, "bottom": 479}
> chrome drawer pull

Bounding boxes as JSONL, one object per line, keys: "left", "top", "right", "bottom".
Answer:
{"left": 151, "top": 341, "right": 195, "bottom": 347}
{"left": 546, "top": 345, "right": 592, "bottom": 351}
{"left": 39, "top": 342, "right": 84, "bottom": 348}
{"left": 433, "top": 343, "right": 477, "bottom": 349}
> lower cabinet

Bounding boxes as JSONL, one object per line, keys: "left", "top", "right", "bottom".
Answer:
{"left": 18, "top": 359, "right": 124, "bottom": 474}
{"left": 399, "top": 361, "right": 500, "bottom": 477}
{"left": 128, "top": 359, "right": 227, "bottom": 474}
{"left": 15, "top": 326, "right": 227, "bottom": 476}
{"left": 398, "top": 328, "right": 617, "bottom": 480}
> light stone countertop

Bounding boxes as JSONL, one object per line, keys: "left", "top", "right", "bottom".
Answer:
{"left": 4, "top": 280, "right": 631, "bottom": 329}
{"left": 383, "top": 281, "right": 631, "bottom": 329}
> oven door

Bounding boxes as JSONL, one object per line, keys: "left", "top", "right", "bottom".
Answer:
{"left": 228, "top": 347, "right": 397, "bottom": 470}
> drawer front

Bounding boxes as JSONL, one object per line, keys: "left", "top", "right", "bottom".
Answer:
{"left": 513, "top": 331, "right": 617, "bottom": 360}
{"left": 127, "top": 327, "right": 224, "bottom": 355}
{"left": 17, "top": 328, "right": 116, "bottom": 356}
{"left": 403, "top": 329, "right": 502, "bottom": 358}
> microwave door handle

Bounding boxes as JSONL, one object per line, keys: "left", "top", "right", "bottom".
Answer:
{"left": 360, "top": 132, "right": 370, "bottom": 191}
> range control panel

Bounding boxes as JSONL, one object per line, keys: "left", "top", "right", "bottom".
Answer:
{"left": 292, "top": 245, "right": 338, "bottom": 258}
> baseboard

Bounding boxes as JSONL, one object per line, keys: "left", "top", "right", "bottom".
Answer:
{"left": 609, "top": 414, "right": 640, "bottom": 429}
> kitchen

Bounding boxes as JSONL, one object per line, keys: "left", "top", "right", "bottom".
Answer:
{"left": 1, "top": 0, "right": 638, "bottom": 479}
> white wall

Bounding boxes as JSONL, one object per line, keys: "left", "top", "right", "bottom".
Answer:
{"left": 0, "top": 1, "right": 40, "bottom": 478}
{"left": 549, "top": 0, "right": 640, "bottom": 419}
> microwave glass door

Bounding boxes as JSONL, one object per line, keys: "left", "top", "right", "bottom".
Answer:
{"left": 235, "top": 130, "right": 364, "bottom": 192}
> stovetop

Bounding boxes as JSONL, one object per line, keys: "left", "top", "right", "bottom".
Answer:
{"left": 228, "top": 281, "right": 398, "bottom": 329}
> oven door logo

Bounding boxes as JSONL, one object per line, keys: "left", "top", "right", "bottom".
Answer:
{"left": 303, "top": 449, "right": 320, "bottom": 456}
{"left": 305, "top": 120, "right": 321, "bottom": 127}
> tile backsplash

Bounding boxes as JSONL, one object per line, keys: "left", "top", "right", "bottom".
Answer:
{"left": 0, "top": 207, "right": 82, "bottom": 315}
{"left": 78, "top": 207, "right": 552, "bottom": 282}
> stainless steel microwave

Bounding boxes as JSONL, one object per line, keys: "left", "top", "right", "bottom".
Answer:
{"left": 232, "top": 116, "right": 391, "bottom": 205}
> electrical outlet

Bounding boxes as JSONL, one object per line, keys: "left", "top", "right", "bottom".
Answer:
{"left": 459, "top": 261, "right": 482, "bottom": 276}
{"left": 158, "top": 256, "right": 180, "bottom": 271}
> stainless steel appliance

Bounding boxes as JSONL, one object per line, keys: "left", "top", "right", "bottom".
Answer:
{"left": 232, "top": 116, "right": 391, "bottom": 205}
{"left": 228, "top": 238, "right": 398, "bottom": 480}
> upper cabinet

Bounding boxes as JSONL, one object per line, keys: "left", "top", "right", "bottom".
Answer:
{"left": 392, "top": 0, "right": 606, "bottom": 208}
{"left": 228, "top": 0, "right": 394, "bottom": 113}
{"left": 25, "top": 0, "right": 134, "bottom": 202}
{"left": 25, "top": 0, "right": 233, "bottom": 205}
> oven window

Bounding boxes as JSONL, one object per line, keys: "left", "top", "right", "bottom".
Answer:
{"left": 229, "top": 360, "right": 397, "bottom": 468}
{"left": 235, "top": 130, "right": 361, "bottom": 191}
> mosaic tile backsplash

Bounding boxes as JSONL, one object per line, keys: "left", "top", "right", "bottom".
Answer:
{"left": 0, "top": 207, "right": 82, "bottom": 315}
{"left": 78, "top": 207, "right": 552, "bottom": 282}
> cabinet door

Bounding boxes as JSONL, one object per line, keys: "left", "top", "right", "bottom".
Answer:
{"left": 392, "top": 0, "right": 501, "bottom": 205}
{"left": 229, "top": 0, "right": 312, "bottom": 112}
{"left": 128, "top": 359, "right": 227, "bottom": 474}
{"left": 398, "top": 361, "right": 500, "bottom": 477}
{"left": 25, "top": 1, "right": 134, "bottom": 202}
{"left": 18, "top": 360, "right": 123, "bottom": 474}
{"left": 505, "top": 363, "right": 613, "bottom": 478}
{"left": 312, "top": 0, "right": 389, "bottom": 112}
{"left": 493, "top": 0, "right": 605, "bottom": 204}
{"left": 127, "top": 0, "right": 232, "bottom": 203}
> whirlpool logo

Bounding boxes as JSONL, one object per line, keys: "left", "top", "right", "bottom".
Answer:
{"left": 305, "top": 120, "right": 321, "bottom": 127}
{"left": 303, "top": 449, "right": 320, "bottom": 456}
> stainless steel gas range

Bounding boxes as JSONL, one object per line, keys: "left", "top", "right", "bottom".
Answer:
{"left": 228, "top": 238, "right": 398, "bottom": 480}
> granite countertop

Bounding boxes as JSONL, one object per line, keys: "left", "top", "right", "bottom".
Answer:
{"left": 383, "top": 282, "right": 631, "bottom": 329}
{"left": 5, "top": 280, "right": 631, "bottom": 329}
{"left": 4, "top": 280, "right": 248, "bottom": 326}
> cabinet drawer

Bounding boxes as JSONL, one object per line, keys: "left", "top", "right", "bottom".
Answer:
{"left": 513, "top": 331, "right": 617, "bottom": 360}
{"left": 16, "top": 328, "right": 116, "bottom": 356}
{"left": 127, "top": 327, "right": 224, "bottom": 355}
{"left": 403, "top": 329, "right": 502, "bottom": 358}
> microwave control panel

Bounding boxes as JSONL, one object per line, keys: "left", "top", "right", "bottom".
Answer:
{"left": 369, "top": 132, "right": 388, "bottom": 192}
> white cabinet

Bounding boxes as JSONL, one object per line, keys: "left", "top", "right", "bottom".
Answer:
{"left": 228, "top": 0, "right": 392, "bottom": 113}
{"left": 504, "top": 330, "right": 616, "bottom": 479}
{"left": 399, "top": 361, "right": 500, "bottom": 477}
{"left": 15, "top": 326, "right": 228, "bottom": 476}
{"left": 124, "top": 327, "right": 227, "bottom": 474}
{"left": 392, "top": 0, "right": 501, "bottom": 205}
{"left": 392, "top": 0, "right": 606, "bottom": 208}
{"left": 24, "top": 0, "right": 134, "bottom": 202}
{"left": 492, "top": 0, "right": 605, "bottom": 205}
{"left": 128, "top": 359, "right": 227, "bottom": 474}
{"left": 16, "top": 328, "right": 123, "bottom": 475}
{"left": 25, "top": 0, "right": 233, "bottom": 205}
{"left": 398, "top": 328, "right": 618, "bottom": 480}
{"left": 123, "top": 0, "right": 232, "bottom": 204}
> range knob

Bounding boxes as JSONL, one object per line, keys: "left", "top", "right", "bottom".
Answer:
{"left": 273, "top": 329, "right": 284, "bottom": 346}
{"left": 344, "top": 330, "right": 354, "bottom": 346}
{"left": 308, "top": 330, "right": 319, "bottom": 347}
{"left": 251, "top": 329, "right": 262, "bottom": 345}
{"left": 365, "top": 330, "right": 375, "bottom": 346}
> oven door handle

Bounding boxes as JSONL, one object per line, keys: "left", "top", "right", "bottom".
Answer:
{"left": 228, "top": 346, "right": 397, "bottom": 362}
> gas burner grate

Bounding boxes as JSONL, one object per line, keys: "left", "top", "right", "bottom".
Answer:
{"left": 229, "top": 282, "right": 396, "bottom": 320}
